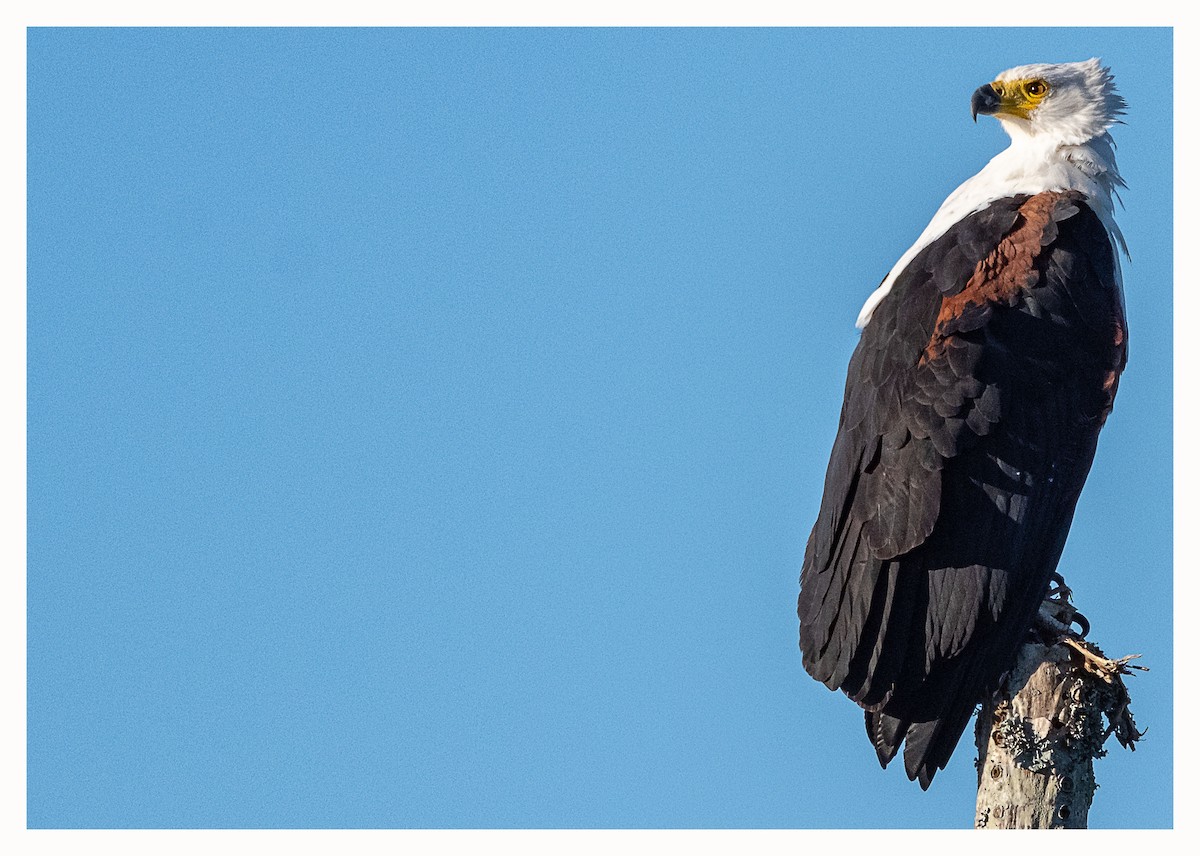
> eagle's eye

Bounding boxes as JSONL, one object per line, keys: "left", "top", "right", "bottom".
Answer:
{"left": 1024, "top": 79, "right": 1050, "bottom": 99}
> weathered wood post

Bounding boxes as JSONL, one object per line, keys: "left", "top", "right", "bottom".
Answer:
{"left": 973, "top": 588, "right": 1144, "bottom": 829}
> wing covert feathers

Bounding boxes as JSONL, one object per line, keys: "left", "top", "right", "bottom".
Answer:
{"left": 798, "top": 191, "right": 1127, "bottom": 788}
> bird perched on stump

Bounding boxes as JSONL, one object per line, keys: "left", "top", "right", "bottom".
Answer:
{"left": 796, "top": 59, "right": 1129, "bottom": 789}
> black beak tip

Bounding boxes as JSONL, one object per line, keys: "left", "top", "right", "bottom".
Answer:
{"left": 970, "top": 84, "right": 1001, "bottom": 122}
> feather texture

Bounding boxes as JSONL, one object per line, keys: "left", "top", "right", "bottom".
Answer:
{"left": 798, "top": 190, "right": 1127, "bottom": 788}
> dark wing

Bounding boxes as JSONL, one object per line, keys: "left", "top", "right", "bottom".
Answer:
{"left": 797, "top": 191, "right": 1127, "bottom": 788}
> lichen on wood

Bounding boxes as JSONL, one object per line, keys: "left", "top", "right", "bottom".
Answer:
{"left": 973, "top": 590, "right": 1144, "bottom": 829}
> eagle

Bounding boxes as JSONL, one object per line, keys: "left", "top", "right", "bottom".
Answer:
{"left": 796, "top": 59, "right": 1129, "bottom": 789}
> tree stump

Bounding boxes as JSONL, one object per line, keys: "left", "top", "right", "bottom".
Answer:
{"left": 973, "top": 609, "right": 1144, "bottom": 829}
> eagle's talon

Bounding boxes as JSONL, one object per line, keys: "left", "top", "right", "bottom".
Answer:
{"left": 1049, "top": 572, "right": 1073, "bottom": 602}
{"left": 1071, "top": 610, "right": 1090, "bottom": 639}
{"left": 1038, "top": 580, "right": 1079, "bottom": 636}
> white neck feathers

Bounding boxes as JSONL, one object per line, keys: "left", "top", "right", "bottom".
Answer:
{"left": 855, "top": 132, "right": 1125, "bottom": 329}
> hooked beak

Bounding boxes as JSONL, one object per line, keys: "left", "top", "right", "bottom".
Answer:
{"left": 970, "top": 83, "right": 1001, "bottom": 122}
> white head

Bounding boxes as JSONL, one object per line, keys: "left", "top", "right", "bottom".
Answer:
{"left": 970, "top": 58, "right": 1125, "bottom": 146}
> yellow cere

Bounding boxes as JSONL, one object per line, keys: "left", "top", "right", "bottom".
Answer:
{"left": 989, "top": 77, "right": 1052, "bottom": 118}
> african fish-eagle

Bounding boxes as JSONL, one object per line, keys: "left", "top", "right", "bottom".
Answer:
{"left": 796, "top": 59, "right": 1129, "bottom": 789}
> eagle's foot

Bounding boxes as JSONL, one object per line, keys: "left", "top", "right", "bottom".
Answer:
{"left": 1035, "top": 574, "right": 1090, "bottom": 641}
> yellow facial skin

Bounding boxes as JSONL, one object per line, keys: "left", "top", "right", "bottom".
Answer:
{"left": 988, "top": 78, "right": 1052, "bottom": 119}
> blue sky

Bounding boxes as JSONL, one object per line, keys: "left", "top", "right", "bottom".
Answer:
{"left": 27, "top": 27, "right": 1172, "bottom": 829}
